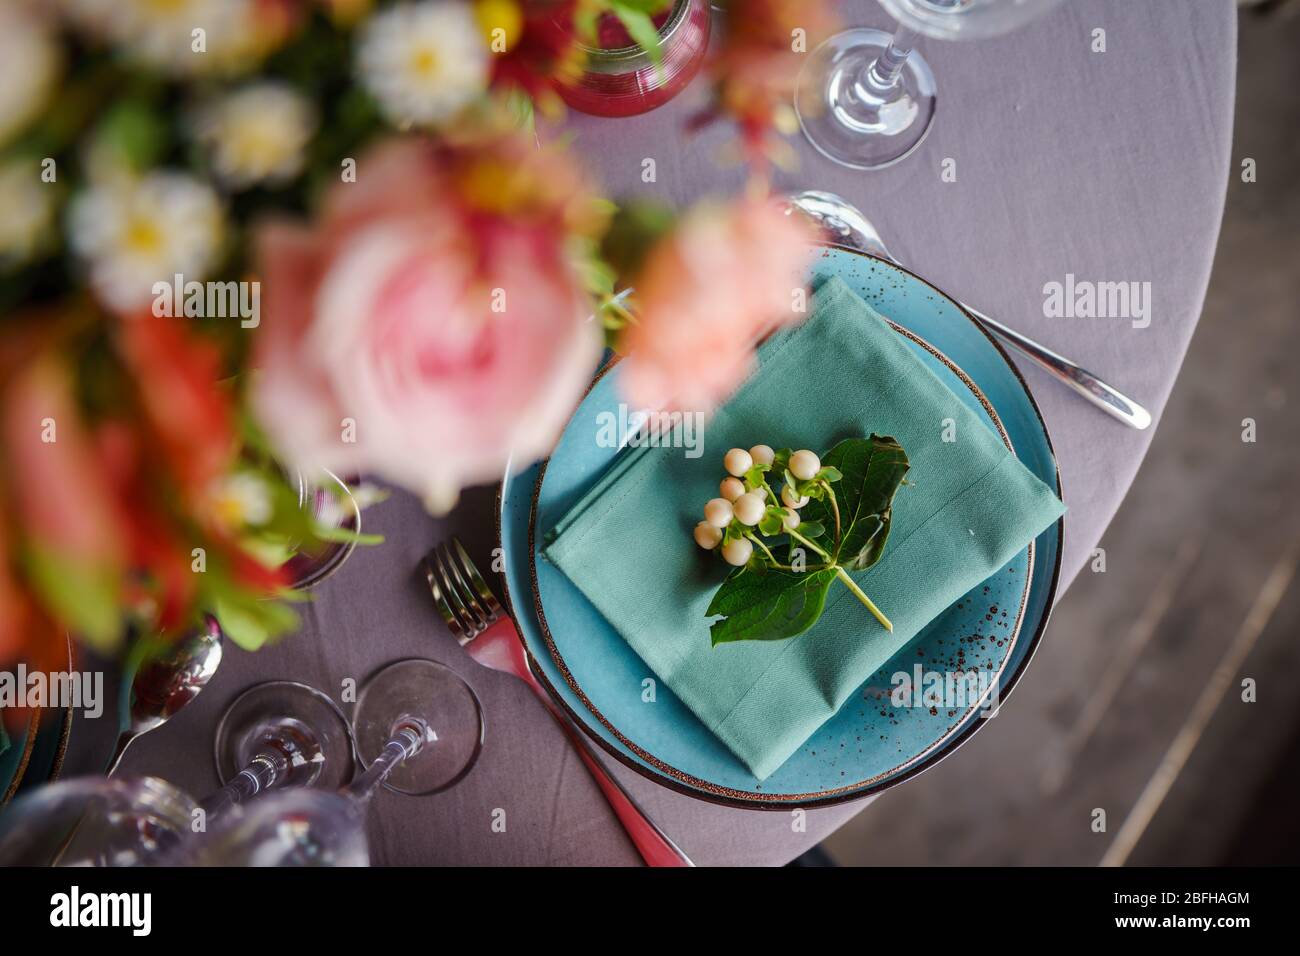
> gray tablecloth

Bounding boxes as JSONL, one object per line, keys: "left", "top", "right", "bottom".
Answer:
{"left": 59, "top": 0, "right": 1236, "bottom": 865}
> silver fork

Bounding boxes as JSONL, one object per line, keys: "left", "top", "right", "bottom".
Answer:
{"left": 423, "top": 538, "right": 694, "bottom": 867}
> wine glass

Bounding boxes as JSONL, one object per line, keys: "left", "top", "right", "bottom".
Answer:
{"left": 283, "top": 468, "right": 362, "bottom": 590}
{"left": 0, "top": 776, "right": 196, "bottom": 866}
{"left": 207, "top": 680, "right": 356, "bottom": 818}
{"left": 351, "top": 658, "right": 484, "bottom": 795}
{"left": 0, "top": 679, "right": 357, "bottom": 867}
{"left": 185, "top": 659, "right": 484, "bottom": 865}
{"left": 795, "top": 0, "right": 1064, "bottom": 169}
{"left": 182, "top": 788, "right": 370, "bottom": 866}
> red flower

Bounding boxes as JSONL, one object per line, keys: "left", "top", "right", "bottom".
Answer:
{"left": 486, "top": 0, "right": 587, "bottom": 111}
{"left": 0, "top": 310, "right": 289, "bottom": 662}
{"left": 2, "top": 357, "right": 128, "bottom": 573}
{"left": 695, "top": 0, "right": 839, "bottom": 170}
{"left": 115, "top": 315, "right": 238, "bottom": 503}
{"left": 0, "top": 512, "right": 39, "bottom": 669}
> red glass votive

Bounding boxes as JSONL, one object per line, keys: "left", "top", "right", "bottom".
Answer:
{"left": 558, "top": 0, "right": 712, "bottom": 118}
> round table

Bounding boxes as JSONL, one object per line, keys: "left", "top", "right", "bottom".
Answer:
{"left": 61, "top": 0, "right": 1236, "bottom": 865}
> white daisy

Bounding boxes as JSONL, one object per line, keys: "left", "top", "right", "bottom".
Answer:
{"left": 60, "top": 0, "right": 257, "bottom": 77}
{"left": 68, "top": 171, "right": 226, "bottom": 314}
{"left": 0, "top": 158, "right": 58, "bottom": 268}
{"left": 211, "top": 472, "right": 274, "bottom": 528}
{"left": 192, "top": 83, "right": 318, "bottom": 191}
{"left": 357, "top": 1, "right": 489, "bottom": 129}
{"left": 0, "top": 6, "right": 62, "bottom": 147}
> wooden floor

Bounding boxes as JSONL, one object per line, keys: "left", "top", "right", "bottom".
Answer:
{"left": 825, "top": 8, "right": 1300, "bottom": 867}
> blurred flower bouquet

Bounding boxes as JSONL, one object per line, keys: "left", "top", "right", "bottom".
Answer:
{"left": 0, "top": 0, "right": 832, "bottom": 679}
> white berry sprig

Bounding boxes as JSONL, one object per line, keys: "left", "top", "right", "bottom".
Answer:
{"left": 695, "top": 437, "right": 911, "bottom": 642}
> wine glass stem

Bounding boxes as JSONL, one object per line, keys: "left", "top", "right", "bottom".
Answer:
{"left": 201, "top": 746, "right": 291, "bottom": 819}
{"left": 862, "top": 25, "right": 920, "bottom": 94}
{"left": 346, "top": 718, "right": 429, "bottom": 803}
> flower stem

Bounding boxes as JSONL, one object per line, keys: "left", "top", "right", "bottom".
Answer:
{"left": 600, "top": 297, "right": 637, "bottom": 330}
{"left": 788, "top": 528, "right": 831, "bottom": 561}
{"left": 834, "top": 567, "right": 893, "bottom": 632}
{"left": 745, "top": 531, "right": 778, "bottom": 564}
{"left": 820, "top": 480, "right": 842, "bottom": 547}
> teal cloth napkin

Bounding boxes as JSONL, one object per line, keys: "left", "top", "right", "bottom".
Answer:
{"left": 544, "top": 277, "right": 1065, "bottom": 779}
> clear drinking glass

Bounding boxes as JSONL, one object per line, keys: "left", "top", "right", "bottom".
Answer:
{"left": 795, "top": 0, "right": 1064, "bottom": 169}
{"left": 185, "top": 660, "right": 484, "bottom": 865}
{"left": 183, "top": 788, "right": 371, "bottom": 866}
{"left": 0, "top": 777, "right": 196, "bottom": 866}
{"left": 283, "top": 468, "right": 361, "bottom": 590}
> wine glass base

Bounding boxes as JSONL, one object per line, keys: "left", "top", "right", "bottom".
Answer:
{"left": 192, "top": 788, "right": 368, "bottom": 866}
{"left": 795, "top": 28, "right": 938, "bottom": 170}
{"left": 353, "top": 659, "right": 484, "bottom": 796}
{"left": 214, "top": 681, "right": 356, "bottom": 791}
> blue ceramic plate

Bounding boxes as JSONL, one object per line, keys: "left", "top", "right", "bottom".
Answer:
{"left": 498, "top": 246, "right": 1063, "bottom": 808}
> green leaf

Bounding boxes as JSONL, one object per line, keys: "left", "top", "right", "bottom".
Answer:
{"left": 795, "top": 520, "right": 826, "bottom": 539}
{"left": 817, "top": 465, "right": 844, "bottom": 483}
{"left": 611, "top": 0, "right": 674, "bottom": 12}
{"left": 743, "top": 462, "right": 771, "bottom": 487}
{"left": 213, "top": 595, "right": 299, "bottom": 652}
{"left": 600, "top": 200, "right": 677, "bottom": 285}
{"left": 24, "top": 546, "right": 122, "bottom": 653}
{"left": 578, "top": 256, "right": 618, "bottom": 300}
{"left": 757, "top": 507, "right": 786, "bottom": 537}
{"left": 502, "top": 87, "right": 536, "bottom": 135}
{"left": 824, "top": 435, "right": 910, "bottom": 570}
{"left": 575, "top": 5, "right": 600, "bottom": 43}
{"left": 707, "top": 567, "right": 838, "bottom": 644}
{"left": 309, "top": 524, "right": 384, "bottom": 546}
{"left": 239, "top": 533, "right": 297, "bottom": 569}
{"left": 846, "top": 514, "right": 887, "bottom": 569}
{"left": 89, "top": 100, "right": 169, "bottom": 173}
{"left": 609, "top": 2, "right": 664, "bottom": 65}
{"left": 786, "top": 469, "right": 825, "bottom": 500}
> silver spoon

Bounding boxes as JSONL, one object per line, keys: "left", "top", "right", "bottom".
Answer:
{"left": 105, "top": 614, "right": 224, "bottom": 776}
{"left": 786, "top": 190, "right": 1152, "bottom": 430}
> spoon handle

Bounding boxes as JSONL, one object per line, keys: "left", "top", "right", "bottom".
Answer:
{"left": 784, "top": 191, "right": 1152, "bottom": 431}
{"left": 105, "top": 730, "right": 136, "bottom": 777}
{"left": 961, "top": 303, "right": 1152, "bottom": 430}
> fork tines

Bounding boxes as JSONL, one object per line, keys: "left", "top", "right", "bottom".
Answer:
{"left": 422, "top": 538, "right": 503, "bottom": 645}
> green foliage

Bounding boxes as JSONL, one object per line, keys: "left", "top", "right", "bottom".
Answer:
{"left": 608, "top": 1, "right": 666, "bottom": 65}
{"left": 24, "top": 546, "right": 122, "bottom": 653}
{"left": 213, "top": 592, "right": 300, "bottom": 652}
{"left": 707, "top": 567, "right": 838, "bottom": 645}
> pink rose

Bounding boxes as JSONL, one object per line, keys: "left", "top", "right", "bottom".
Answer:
{"left": 252, "top": 136, "right": 603, "bottom": 511}
{"left": 620, "top": 197, "right": 814, "bottom": 412}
